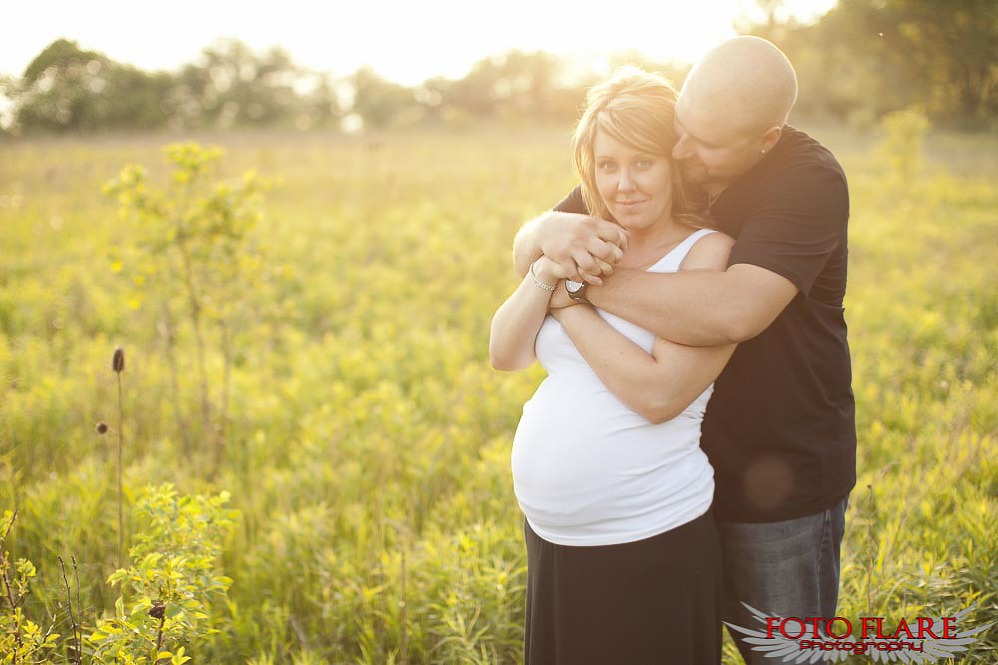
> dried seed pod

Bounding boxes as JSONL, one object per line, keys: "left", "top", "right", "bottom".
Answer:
{"left": 96, "top": 422, "right": 109, "bottom": 434}
{"left": 149, "top": 601, "right": 166, "bottom": 619}
{"left": 113, "top": 347, "right": 125, "bottom": 373}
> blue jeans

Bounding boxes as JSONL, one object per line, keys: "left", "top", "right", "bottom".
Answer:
{"left": 717, "top": 496, "right": 849, "bottom": 664}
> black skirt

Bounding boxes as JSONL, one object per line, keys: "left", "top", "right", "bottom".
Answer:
{"left": 524, "top": 511, "right": 722, "bottom": 665}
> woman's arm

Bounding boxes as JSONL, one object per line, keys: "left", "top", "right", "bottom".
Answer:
{"left": 552, "top": 306, "right": 735, "bottom": 423}
{"left": 489, "top": 257, "right": 564, "bottom": 371}
{"left": 551, "top": 232, "right": 738, "bottom": 423}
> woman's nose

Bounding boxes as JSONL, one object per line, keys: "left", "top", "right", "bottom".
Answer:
{"left": 618, "top": 169, "right": 636, "bottom": 192}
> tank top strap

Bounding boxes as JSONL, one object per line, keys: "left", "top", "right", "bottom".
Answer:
{"left": 648, "top": 228, "right": 717, "bottom": 273}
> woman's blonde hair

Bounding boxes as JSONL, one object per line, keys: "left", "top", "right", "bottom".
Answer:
{"left": 572, "top": 66, "right": 708, "bottom": 228}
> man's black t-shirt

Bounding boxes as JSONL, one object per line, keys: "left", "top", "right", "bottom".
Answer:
{"left": 554, "top": 126, "right": 856, "bottom": 523}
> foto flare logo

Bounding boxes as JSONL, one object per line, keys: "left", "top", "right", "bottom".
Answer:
{"left": 725, "top": 603, "right": 993, "bottom": 662}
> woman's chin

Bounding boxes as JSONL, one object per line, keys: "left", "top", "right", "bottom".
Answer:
{"left": 615, "top": 214, "right": 652, "bottom": 231}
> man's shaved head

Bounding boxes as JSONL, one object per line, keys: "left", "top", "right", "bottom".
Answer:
{"left": 681, "top": 36, "right": 797, "bottom": 138}
{"left": 672, "top": 36, "right": 798, "bottom": 192}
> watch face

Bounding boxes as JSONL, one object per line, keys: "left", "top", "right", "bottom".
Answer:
{"left": 566, "top": 280, "right": 584, "bottom": 294}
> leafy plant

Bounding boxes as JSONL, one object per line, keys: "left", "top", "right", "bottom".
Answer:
{"left": 875, "top": 106, "right": 931, "bottom": 183}
{"left": 0, "top": 510, "right": 58, "bottom": 664}
{"left": 1, "top": 128, "right": 994, "bottom": 663}
{"left": 86, "top": 485, "right": 238, "bottom": 664}
{"left": 103, "top": 143, "right": 276, "bottom": 466}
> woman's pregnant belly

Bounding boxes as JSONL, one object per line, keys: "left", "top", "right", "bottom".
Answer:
{"left": 511, "top": 375, "right": 712, "bottom": 543}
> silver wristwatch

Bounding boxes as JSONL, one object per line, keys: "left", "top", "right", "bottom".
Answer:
{"left": 565, "top": 279, "right": 589, "bottom": 303}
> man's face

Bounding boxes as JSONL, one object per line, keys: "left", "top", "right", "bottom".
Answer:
{"left": 672, "top": 93, "right": 767, "bottom": 192}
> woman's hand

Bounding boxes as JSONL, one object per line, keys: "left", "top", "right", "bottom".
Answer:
{"left": 533, "top": 257, "right": 583, "bottom": 310}
{"left": 531, "top": 255, "right": 568, "bottom": 283}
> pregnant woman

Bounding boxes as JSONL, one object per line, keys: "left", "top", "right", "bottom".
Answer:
{"left": 490, "top": 68, "right": 736, "bottom": 664}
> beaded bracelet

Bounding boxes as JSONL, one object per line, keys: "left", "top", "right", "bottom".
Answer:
{"left": 530, "top": 261, "right": 556, "bottom": 292}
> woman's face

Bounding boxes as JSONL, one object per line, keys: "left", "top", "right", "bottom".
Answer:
{"left": 593, "top": 128, "right": 673, "bottom": 233}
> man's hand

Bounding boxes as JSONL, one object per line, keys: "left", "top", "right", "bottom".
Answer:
{"left": 548, "top": 281, "right": 577, "bottom": 310}
{"left": 514, "top": 211, "right": 627, "bottom": 286}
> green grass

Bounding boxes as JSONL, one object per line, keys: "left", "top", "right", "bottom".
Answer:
{"left": 0, "top": 124, "right": 995, "bottom": 663}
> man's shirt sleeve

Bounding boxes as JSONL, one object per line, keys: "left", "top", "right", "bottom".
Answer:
{"left": 553, "top": 185, "right": 587, "bottom": 214}
{"left": 727, "top": 163, "right": 849, "bottom": 299}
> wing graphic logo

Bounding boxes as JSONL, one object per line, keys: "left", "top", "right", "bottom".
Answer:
{"left": 724, "top": 603, "right": 993, "bottom": 663}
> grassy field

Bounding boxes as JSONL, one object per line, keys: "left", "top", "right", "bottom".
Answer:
{"left": 0, "top": 123, "right": 995, "bottom": 663}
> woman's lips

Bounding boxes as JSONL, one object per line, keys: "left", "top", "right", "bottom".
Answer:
{"left": 615, "top": 200, "right": 646, "bottom": 209}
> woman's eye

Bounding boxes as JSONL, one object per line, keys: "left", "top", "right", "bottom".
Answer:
{"left": 598, "top": 161, "right": 616, "bottom": 171}
{"left": 636, "top": 159, "right": 653, "bottom": 169}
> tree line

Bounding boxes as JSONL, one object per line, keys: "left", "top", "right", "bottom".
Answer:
{"left": 0, "top": 38, "right": 629, "bottom": 135}
{"left": 1, "top": 0, "right": 994, "bottom": 136}
{"left": 748, "top": 0, "right": 997, "bottom": 128}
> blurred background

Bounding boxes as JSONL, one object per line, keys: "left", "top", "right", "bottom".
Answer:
{"left": 1, "top": 1, "right": 995, "bottom": 663}
{"left": 2, "top": 0, "right": 994, "bottom": 136}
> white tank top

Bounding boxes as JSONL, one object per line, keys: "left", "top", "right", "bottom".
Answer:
{"left": 511, "top": 228, "right": 716, "bottom": 546}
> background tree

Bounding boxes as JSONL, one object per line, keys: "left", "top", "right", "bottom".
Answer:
{"left": 292, "top": 71, "right": 342, "bottom": 130}
{"left": 348, "top": 67, "right": 416, "bottom": 129}
{"left": 745, "top": 0, "right": 998, "bottom": 127}
{"left": 448, "top": 50, "right": 567, "bottom": 120}
{"left": 14, "top": 39, "right": 172, "bottom": 133}
{"left": 176, "top": 39, "right": 304, "bottom": 129}
{"left": 4, "top": 5, "right": 997, "bottom": 135}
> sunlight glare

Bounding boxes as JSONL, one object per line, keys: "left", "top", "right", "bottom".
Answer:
{"left": 3, "top": 0, "right": 838, "bottom": 85}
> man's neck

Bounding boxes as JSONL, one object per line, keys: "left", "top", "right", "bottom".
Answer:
{"left": 705, "top": 147, "right": 774, "bottom": 201}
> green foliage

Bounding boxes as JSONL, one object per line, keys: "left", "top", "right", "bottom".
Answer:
{"left": 0, "top": 127, "right": 994, "bottom": 662}
{"left": 21, "top": 39, "right": 103, "bottom": 87}
{"left": 445, "top": 50, "right": 576, "bottom": 122}
{"left": 6, "top": 1, "right": 998, "bottom": 135}
{"left": 874, "top": 106, "right": 931, "bottom": 183}
{"left": 6, "top": 0, "right": 998, "bottom": 136}
{"left": 350, "top": 68, "right": 416, "bottom": 129}
{"left": 749, "top": 0, "right": 998, "bottom": 127}
{"left": 87, "top": 485, "right": 238, "bottom": 664}
{"left": 103, "top": 141, "right": 280, "bottom": 462}
{"left": 13, "top": 39, "right": 172, "bottom": 134}
{"left": 173, "top": 40, "right": 310, "bottom": 130}
{"left": 2, "top": 38, "right": 694, "bottom": 135}
{"left": 0, "top": 511, "right": 59, "bottom": 664}
{"left": 7, "top": 38, "right": 340, "bottom": 135}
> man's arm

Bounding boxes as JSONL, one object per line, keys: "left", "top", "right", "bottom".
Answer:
{"left": 552, "top": 304, "right": 736, "bottom": 423}
{"left": 550, "top": 232, "right": 737, "bottom": 422}
{"left": 586, "top": 264, "right": 798, "bottom": 346}
{"left": 585, "top": 160, "right": 847, "bottom": 346}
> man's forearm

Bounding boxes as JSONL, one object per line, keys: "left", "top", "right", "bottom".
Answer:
{"left": 588, "top": 268, "right": 750, "bottom": 346}
{"left": 512, "top": 214, "right": 546, "bottom": 278}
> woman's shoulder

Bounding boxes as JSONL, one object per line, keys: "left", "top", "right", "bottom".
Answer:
{"left": 679, "top": 228, "right": 734, "bottom": 271}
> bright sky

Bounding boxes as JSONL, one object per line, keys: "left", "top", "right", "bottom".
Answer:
{"left": 2, "top": 0, "right": 836, "bottom": 85}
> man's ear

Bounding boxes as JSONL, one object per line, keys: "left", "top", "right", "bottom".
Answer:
{"left": 760, "top": 126, "right": 783, "bottom": 152}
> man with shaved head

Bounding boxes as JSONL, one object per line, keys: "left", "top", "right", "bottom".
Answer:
{"left": 513, "top": 36, "right": 854, "bottom": 662}
{"left": 673, "top": 36, "right": 799, "bottom": 190}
